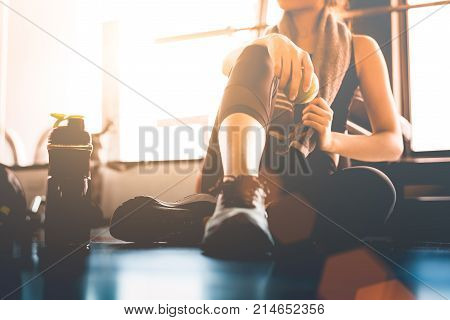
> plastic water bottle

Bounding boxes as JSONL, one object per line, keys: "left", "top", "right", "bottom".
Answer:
{"left": 44, "top": 114, "right": 93, "bottom": 249}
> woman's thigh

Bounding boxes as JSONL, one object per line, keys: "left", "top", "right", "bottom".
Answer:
{"left": 308, "top": 166, "right": 397, "bottom": 238}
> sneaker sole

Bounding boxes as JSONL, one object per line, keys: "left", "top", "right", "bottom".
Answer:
{"left": 110, "top": 194, "right": 216, "bottom": 244}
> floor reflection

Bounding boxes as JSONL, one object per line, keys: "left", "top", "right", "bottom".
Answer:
{"left": 0, "top": 257, "right": 23, "bottom": 299}
{"left": 1, "top": 233, "right": 450, "bottom": 299}
{"left": 40, "top": 248, "right": 89, "bottom": 300}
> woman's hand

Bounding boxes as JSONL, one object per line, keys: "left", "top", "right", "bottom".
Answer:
{"left": 254, "top": 34, "right": 314, "bottom": 101}
{"left": 302, "top": 97, "right": 334, "bottom": 152}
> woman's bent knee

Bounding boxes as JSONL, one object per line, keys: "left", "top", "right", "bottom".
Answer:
{"left": 335, "top": 166, "right": 396, "bottom": 217}
{"left": 218, "top": 45, "right": 277, "bottom": 127}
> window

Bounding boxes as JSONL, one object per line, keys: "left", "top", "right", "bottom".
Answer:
{"left": 266, "top": 0, "right": 284, "bottom": 26}
{"left": 0, "top": 0, "right": 273, "bottom": 165}
{"left": 104, "top": 0, "right": 261, "bottom": 161}
{"left": 1, "top": 1, "right": 103, "bottom": 166}
{"left": 407, "top": 0, "right": 450, "bottom": 152}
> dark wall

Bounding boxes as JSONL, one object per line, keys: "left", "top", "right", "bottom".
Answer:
{"left": 349, "top": 0, "right": 393, "bottom": 80}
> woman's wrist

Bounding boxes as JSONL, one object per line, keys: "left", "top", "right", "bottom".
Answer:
{"left": 323, "top": 132, "right": 339, "bottom": 154}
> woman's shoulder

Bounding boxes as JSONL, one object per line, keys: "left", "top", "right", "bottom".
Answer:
{"left": 351, "top": 34, "right": 383, "bottom": 76}
{"left": 352, "top": 34, "right": 380, "bottom": 52}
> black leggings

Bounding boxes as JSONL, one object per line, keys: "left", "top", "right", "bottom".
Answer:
{"left": 263, "top": 162, "right": 396, "bottom": 247}
{"left": 202, "top": 44, "right": 396, "bottom": 239}
{"left": 217, "top": 44, "right": 278, "bottom": 127}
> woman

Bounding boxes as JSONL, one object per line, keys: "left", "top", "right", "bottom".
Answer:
{"left": 111, "top": 0, "right": 403, "bottom": 258}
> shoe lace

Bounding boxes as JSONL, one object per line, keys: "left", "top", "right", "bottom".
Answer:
{"left": 218, "top": 176, "right": 268, "bottom": 209}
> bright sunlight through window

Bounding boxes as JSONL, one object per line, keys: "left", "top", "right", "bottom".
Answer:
{"left": 106, "top": 0, "right": 260, "bottom": 161}
{"left": 407, "top": 0, "right": 450, "bottom": 152}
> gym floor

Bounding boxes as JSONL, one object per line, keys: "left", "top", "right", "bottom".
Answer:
{"left": 1, "top": 228, "right": 450, "bottom": 300}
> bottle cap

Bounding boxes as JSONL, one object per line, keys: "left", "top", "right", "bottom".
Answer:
{"left": 48, "top": 113, "right": 92, "bottom": 148}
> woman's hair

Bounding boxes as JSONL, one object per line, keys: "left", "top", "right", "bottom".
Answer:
{"left": 324, "top": 0, "right": 349, "bottom": 11}
{"left": 325, "top": 0, "right": 349, "bottom": 23}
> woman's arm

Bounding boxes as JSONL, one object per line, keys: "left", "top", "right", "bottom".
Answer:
{"left": 304, "top": 35, "right": 403, "bottom": 162}
{"left": 331, "top": 35, "right": 403, "bottom": 161}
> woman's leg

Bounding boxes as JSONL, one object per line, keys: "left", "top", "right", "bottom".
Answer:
{"left": 113, "top": 45, "right": 279, "bottom": 250}
{"left": 202, "top": 44, "right": 279, "bottom": 257}
{"left": 267, "top": 165, "right": 396, "bottom": 253}
{"left": 218, "top": 113, "right": 265, "bottom": 177}
{"left": 199, "top": 44, "right": 278, "bottom": 194}
{"left": 310, "top": 166, "right": 397, "bottom": 251}
{"left": 217, "top": 44, "right": 277, "bottom": 178}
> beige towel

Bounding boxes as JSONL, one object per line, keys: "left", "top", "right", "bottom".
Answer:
{"left": 267, "top": 7, "right": 352, "bottom": 156}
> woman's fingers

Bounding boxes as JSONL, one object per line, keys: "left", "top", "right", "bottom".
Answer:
{"left": 265, "top": 35, "right": 316, "bottom": 96}
{"left": 279, "top": 53, "right": 291, "bottom": 89}
{"left": 303, "top": 120, "right": 325, "bottom": 134}
{"left": 311, "top": 97, "right": 332, "bottom": 111}
{"left": 288, "top": 51, "right": 302, "bottom": 101}
{"left": 303, "top": 104, "right": 332, "bottom": 120}
{"left": 269, "top": 47, "right": 282, "bottom": 78}
{"left": 303, "top": 99, "right": 333, "bottom": 128}
{"left": 302, "top": 112, "right": 329, "bottom": 126}
{"left": 302, "top": 54, "right": 314, "bottom": 92}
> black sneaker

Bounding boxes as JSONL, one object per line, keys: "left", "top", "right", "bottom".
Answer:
{"left": 202, "top": 175, "right": 274, "bottom": 258}
{"left": 110, "top": 194, "right": 216, "bottom": 244}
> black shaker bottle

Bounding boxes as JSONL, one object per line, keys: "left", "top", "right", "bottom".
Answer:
{"left": 45, "top": 114, "right": 93, "bottom": 249}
